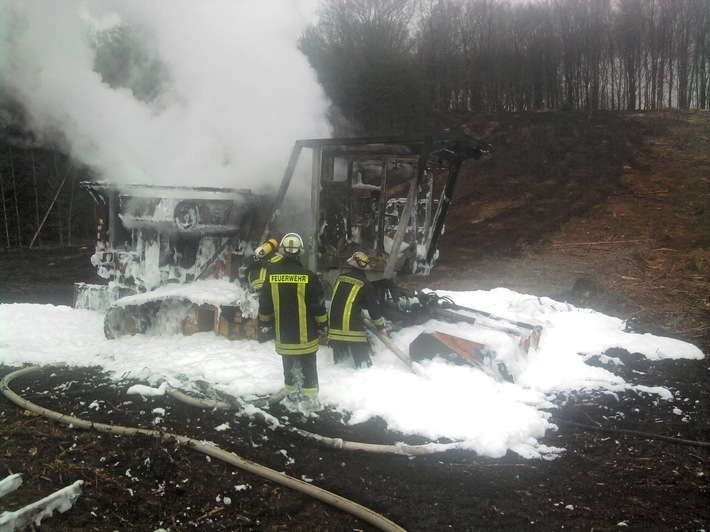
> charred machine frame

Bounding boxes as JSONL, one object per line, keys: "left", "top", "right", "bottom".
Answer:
{"left": 77, "top": 134, "right": 493, "bottom": 342}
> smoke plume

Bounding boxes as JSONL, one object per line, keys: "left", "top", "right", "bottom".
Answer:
{"left": 0, "top": 0, "right": 330, "bottom": 191}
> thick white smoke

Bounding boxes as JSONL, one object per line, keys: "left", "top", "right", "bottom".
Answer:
{"left": 0, "top": 0, "right": 330, "bottom": 190}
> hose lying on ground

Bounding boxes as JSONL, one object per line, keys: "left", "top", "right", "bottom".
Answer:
{"left": 167, "top": 381, "right": 710, "bottom": 454}
{"left": 0, "top": 366, "right": 406, "bottom": 532}
{"left": 166, "top": 383, "right": 460, "bottom": 455}
{"left": 555, "top": 418, "right": 710, "bottom": 449}
{"left": 289, "top": 426, "right": 455, "bottom": 455}
{"left": 6, "top": 363, "right": 706, "bottom": 532}
{"left": 165, "top": 384, "right": 285, "bottom": 410}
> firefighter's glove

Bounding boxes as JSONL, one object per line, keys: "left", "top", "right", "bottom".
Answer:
{"left": 317, "top": 324, "right": 328, "bottom": 344}
{"left": 258, "top": 325, "right": 274, "bottom": 343}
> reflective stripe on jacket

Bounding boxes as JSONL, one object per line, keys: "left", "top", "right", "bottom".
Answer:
{"left": 258, "top": 256, "right": 327, "bottom": 355}
{"left": 328, "top": 268, "right": 385, "bottom": 343}
{"left": 246, "top": 254, "right": 283, "bottom": 292}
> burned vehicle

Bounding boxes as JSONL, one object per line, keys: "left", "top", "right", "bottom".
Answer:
{"left": 77, "top": 133, "right": 539, "bottom": 371}
{"left": 268, "top": 134, "right": 488, "bottom": 288}
{"left": 75, "top": 183, "right": 269, "bottom": 339}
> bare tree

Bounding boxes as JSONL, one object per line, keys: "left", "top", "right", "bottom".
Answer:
{"left": 415, "top": 0, "right": 465, "bottom": 112}
{"left": 0, "top": 166, "right": 10, "bottom": 249}
{"left": 689, "top": 0, "right": 710, "bottom": 108}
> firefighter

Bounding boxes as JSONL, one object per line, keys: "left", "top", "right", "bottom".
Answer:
{"left": 328, "top": 251, "right": 387, "bottom": 369}
{"left": 244, "top": 237, "right": 281, "bottom": 293}
{"left": 258, "top": 233, "right": 328, "bottom": 413}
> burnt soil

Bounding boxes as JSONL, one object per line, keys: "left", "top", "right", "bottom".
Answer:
{"left": 1, "top": 111, "right": 708, "bottom": 531}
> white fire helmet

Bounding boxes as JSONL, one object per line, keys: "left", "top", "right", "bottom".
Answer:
{"left": 280, "top": 233, "right": 303, "bottom": 255}
{"left": 347, "top": 251, "right": 370, "bottom": 270}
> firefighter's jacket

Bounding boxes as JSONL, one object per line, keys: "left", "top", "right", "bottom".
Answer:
{"left": 246, "top": 254, "right": 283, "bottom": 293}
{"left": 328, "top": 268, "right": 385, "bottom": 343}
{"left": 258, "top": 256, "right": 328, "bottom": 355}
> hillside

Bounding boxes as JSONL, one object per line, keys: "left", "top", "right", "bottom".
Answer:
{"left": 424, "top": 110, "right": 709, "bottom": 353}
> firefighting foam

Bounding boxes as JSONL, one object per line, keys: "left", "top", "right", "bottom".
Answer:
{"left": 0, "top": 0, "right": 330, "bottom": 189}
{"left": 0, "top": 290, "right": 702, "bottom": 459}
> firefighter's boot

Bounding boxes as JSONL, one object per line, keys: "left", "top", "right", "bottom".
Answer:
{"left": 282, "top": 386, "right": 300, "bottom": 413}
{"left": 299, "top": 389, "right": 322, "bottom": 414}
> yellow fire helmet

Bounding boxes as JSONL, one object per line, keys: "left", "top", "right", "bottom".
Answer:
{"left": 280, "top": 233, "right": 303, "bottom": 255}
{"left": 347, "top": 251, "right": 370, "bottom": 270}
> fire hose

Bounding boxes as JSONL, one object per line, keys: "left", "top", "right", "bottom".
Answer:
{"left": 163, "top": 330, "right": 710, "bottom": 453}
{"left": 164, "top": 384, "right": 457, "bottom": 455}
{"left": 363, "top": 319, "right": 417, "bottom": 374}
{"left": 166, "top": 382, "right": 710, "bottom": 452}
{"left": 5, "top": 363, "right": 707, "bottom": 531}
{"left": 0, "top": 365, "right": 406, "bottom": 532}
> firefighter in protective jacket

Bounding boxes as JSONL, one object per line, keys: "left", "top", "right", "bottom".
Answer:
{"left": 258, "top": 233, "right": 328, "bottom": 412}
{"left": 328, "top": 251, "right": 387, "bottom": 368}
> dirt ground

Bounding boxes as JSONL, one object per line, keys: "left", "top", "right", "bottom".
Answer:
{"left": 1, "top": 111, "right": 708, "bottom": 531}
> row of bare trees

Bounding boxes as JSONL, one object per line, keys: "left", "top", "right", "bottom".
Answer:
{"left": 0, "top": 146, "right": 95, "bottom": 250}
{"left": 300, "top": 0, "right": 710, "bottom": 134}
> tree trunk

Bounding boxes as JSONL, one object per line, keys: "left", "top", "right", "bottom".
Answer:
{"left": 8, "top": 147, "right": 22, "bottom": 247}
{"left": 67, "top": 173, "right": 75, "bottom": 246}
{"left": 0, "top": 166, "right": 11, "bottom": 249}
{"left": 30, "top": 173, "right": 68, "bottom": 249}
{"left": 31, "top": 151, "right": 41, "bottom": 247}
